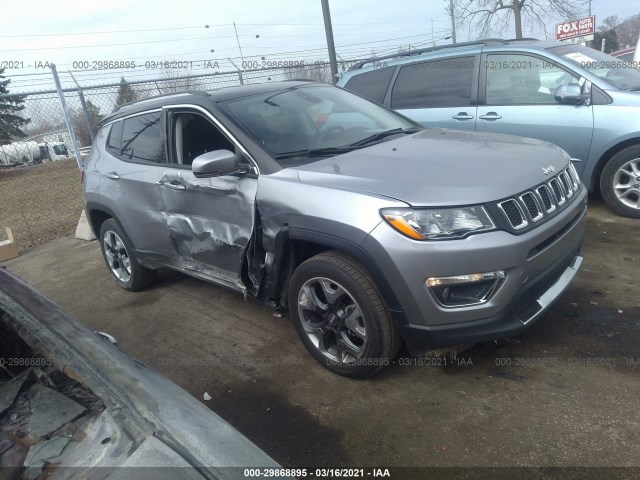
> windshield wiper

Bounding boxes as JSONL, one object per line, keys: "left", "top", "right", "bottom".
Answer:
{"left": 349, "top": 127, "right": 420, "bottom": 148}
{"left": 275, "top": 146, "right": 355, "bottom": 160}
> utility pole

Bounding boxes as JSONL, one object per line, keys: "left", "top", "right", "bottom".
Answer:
{"left": 448, "top": 0, "right": 457, "bottom": 43}
{"left": 587, "top": 0, "right": 592, "bottom": 47}
{"left": 321, "top": 0, "right": 339, "bottom": 85}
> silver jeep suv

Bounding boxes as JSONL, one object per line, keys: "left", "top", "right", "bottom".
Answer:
{"left": 83, "top": 82, "right": 586, "bottom": 378}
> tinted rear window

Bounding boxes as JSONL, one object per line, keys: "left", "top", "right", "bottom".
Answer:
{"left": 391, "top": 57, "right": 475, "bottom": 109}
{"left": 343, "top": 67, "right": 395, "bottom": 104}
{"left": 110, "top": 112, "right": 165, "bottom": 163}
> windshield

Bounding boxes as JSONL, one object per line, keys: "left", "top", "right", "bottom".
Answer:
{"left": 52, "top": 144, "right": 68, "bottom": 156}
{"left": 218, "top": 85, "right": 418, "bottom": 166}
{"left": 550, "top": 44, "right": 640, "bottom": 90}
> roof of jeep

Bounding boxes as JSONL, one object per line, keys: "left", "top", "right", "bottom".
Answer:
{"left": 99, "top": 80, "right": 321, "bottom": 126}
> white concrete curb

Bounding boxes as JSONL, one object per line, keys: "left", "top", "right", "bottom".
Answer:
{"left": 75, "top": 210, "right": 96, "bottom": 241}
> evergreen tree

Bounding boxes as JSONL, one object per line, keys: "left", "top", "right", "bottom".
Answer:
{"left": 114, "top": 77, "right": 138, "bottom": 110}
{"left": 0, "top": 67, "right": 30, "bottom": 144}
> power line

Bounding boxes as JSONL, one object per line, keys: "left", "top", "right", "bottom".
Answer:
{"left": 0, "top": 20, "right": 451, "bottom": 39}
{"left": 5, "top": 32, "right": 453, "bottom": 89}
{"left": 0, "top": 25, "right": 214, "bottom": 38}
{"left": 0, "top": 35, "right": 238, "bottom": 53}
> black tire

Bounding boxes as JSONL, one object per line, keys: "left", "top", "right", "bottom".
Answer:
{"left": 600, "top": 146, "right": 640, "bottom": 219}
{"left": 288, "top": 251, "right": 401, "bottom": 379}
{"left": 99, "top": 218, "right": 156, "bottom": 291}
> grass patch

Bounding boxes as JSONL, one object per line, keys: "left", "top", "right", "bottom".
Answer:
{"left": 0, "top": 159, "right": 84, "bottom": 252}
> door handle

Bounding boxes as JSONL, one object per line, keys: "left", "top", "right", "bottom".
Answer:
{"left": 479, "top": 112, "right": 502, "bottom": 121}
{"left": 452, "top": 112, "right": 474, "bottom": 121}
{"left": 105, "top": 172, "right": 120, "bottom": 180}
{"left": 159, "top": 180, "right": 186, "bottom": 191}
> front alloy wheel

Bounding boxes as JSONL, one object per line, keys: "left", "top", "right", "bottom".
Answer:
{"left": 601, "top": 146, "right": 640, "bottom": 219}
{"left": 612, "top": 158, "right": 640, "bottom": 210}
{"left": 289, "top": 251, "right": 401, "bottom": 378}
{"left": 298, "top": 277, "right": 367, "bottom": 364}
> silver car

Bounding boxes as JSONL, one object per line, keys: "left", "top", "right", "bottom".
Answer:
{"left": 338, "top": 39, "right": 640, "bottom": 218}
{"left": 83, "top": 82, "right": 586, "bottom": 378}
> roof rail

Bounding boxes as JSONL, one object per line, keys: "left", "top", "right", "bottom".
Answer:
{"left": 506, "top": 37, "right": 541, "bottom": 42}
{"left": 112, "top": 90, "right": 210, "bottom": 113}
{"left": 348, "top": 39, "right": 514, "bottom": 71}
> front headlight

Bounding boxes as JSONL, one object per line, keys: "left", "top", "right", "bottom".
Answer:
{"left": 381, "top": 206, "right": 496, "bottom": 240}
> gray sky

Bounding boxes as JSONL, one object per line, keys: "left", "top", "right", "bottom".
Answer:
{"left": 2, "top": 0, "right": 636, "bottom": 91}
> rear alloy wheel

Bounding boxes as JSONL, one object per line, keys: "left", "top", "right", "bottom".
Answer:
{"left": 289, "top": 251, "right": 401, "bottom": 378}
{"left": 99, "top": 219, "right": 156, "bottom": 291}
{"left": 601, "top": 146, "right": 640, "bottom": 219}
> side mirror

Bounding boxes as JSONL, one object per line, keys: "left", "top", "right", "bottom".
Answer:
{"left": 192, "top": 149, "right": 242, "bottom": 178}
{"left": 555, "top": 84, "right": 589, "bottom": 105}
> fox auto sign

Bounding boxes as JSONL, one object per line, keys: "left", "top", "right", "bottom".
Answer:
{"left": 555, "top": 16, "right": 595, "bottom": 41}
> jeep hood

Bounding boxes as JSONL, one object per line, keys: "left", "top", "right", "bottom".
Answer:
{"left": 295, "top": 129, "right": 570, "bottom": 206}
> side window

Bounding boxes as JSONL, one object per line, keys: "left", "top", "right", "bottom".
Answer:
{"left": 343, "top": 66, "right": 395, "bottom": 104}
{"left": 391, "top": 57, "right": 475, "bottom": 109}
{"left": 106, "top": 121, "right": 123, "bottom": 156}
{"left": 171, "top": 112, "right": 235, "bottom": 166}
{"left": 118, "top": 112, "right": 165, "bottom": 163}
{"left": 485, "top": 54, "right": 580, "bottom": 105}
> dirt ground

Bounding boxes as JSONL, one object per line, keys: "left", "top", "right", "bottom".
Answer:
{"left": 2, "top": 197, "right": 639, "bottom": 474}
{"left": 0, "top": 159, "right": 83, "bottom": 251}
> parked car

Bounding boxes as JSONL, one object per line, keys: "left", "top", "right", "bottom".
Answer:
{"left": 83, "top": 82, "right": 586, "bottom": 378}
{"left": 337, "top": 39, "right": 640, "bottom": 218}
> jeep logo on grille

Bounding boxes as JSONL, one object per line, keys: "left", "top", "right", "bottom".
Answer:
{"left": 542, "top": 165, "right": 556, "bottom": 175}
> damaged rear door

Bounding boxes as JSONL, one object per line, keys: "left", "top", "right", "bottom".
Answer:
{"left": 158, "top": 105, "right": 258, "bottom": 291}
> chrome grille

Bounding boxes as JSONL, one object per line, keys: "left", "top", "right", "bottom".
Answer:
{"left": 559, "top": 171, "right": 573, "bottom": 198}
{"left": 549, "top": 178, "right": 566, "bottom": 205}
{"left": 497, "top": 165, "right": 581, "bottom": 230}
{"left": 498, "top": 199, "right": 527, "bottom": 230}
{"left": 536, "top": 185, "right": 556, "bottom": 213}
{"left": 520, "top": 192, "right": 543, "bottom": 222}
{"left": 567, "top": 164, "right": 580, "bottom": 189}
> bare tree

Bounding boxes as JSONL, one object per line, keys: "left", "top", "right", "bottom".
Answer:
{"left": 456, "top": 0, "right": 581, "bottom": 39}
{"left": 157, "top": 68, "right": 200, "bottom": 93}
{"left": 598, "top": 15, "right": 620, "bottom": 32}
{"left": 617, "top": 13, "right": 640, "bottom": 48}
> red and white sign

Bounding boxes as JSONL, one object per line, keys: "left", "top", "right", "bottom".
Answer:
{"left": 555, "top": 16, "right": 595, "bottom": 41}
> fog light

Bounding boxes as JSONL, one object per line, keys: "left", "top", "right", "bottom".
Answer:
{"left": 426, "top": 271, "right": 505, "bottom": 308}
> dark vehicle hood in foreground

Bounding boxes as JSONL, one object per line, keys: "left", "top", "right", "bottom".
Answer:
{"left": 295, "top": 129, "right": 570, "bottom": 206}
{"left": 0, "top": 269, "right": 279, "bottom": 475}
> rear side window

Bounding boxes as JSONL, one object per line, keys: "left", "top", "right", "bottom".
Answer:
{"left": 391, "top": 57, "right": 475, "bottom": 109}
{"left": 106, "top": 121, "right": 123, "bottom": 154}
{"left": 107, "top": 112, "right": 165, "bottom": 164}
{"left": 343, "top": 67, "right": 395, "bottom": 104}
